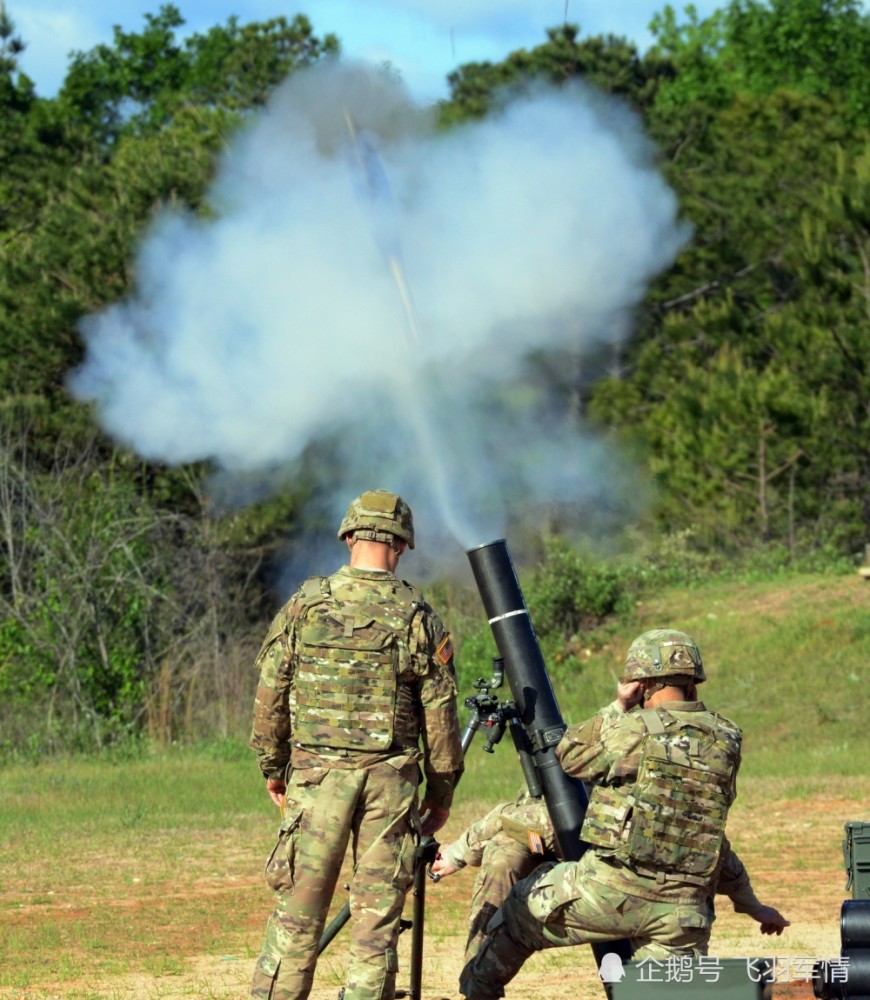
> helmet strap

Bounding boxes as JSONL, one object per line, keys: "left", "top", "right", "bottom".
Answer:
{"left": 643, "top": 677, "right": 695, "bottom": 703}
{"left": 348, "top": 529, "right": 402, "bottom": 551}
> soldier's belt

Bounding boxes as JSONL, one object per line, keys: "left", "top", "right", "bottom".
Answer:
{"left": 599, "top": 853, "right": 711, "bottom": 888}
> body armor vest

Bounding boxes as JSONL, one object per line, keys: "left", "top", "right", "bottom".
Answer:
{"left": 292, "top": 575, "right": 422, "bottom": 752}
{"left": 582, "top": 708, "right": 742, "bottom": 885}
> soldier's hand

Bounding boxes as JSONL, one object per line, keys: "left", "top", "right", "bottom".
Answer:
{"left": 751, "top": 904, "right": 790, "bottom": 935}
{"left": 266, "top": 777, "right": 286, "bottom": 808}
{"left": 420, "top": 801, "right": 449, "bottom": 836}
{"left": 429, "top": 850, "right": 459, "bottom": 880}
{"left": 617, "top": 679, "right": 645, "bottom": 711}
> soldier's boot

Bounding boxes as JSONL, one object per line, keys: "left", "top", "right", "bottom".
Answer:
{"left": 458, "top": 910, "right": 533, "bottom": 1000}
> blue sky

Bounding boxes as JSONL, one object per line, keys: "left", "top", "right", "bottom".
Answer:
{"left": 12, "top": 0, "right": 726, "bottom": 100}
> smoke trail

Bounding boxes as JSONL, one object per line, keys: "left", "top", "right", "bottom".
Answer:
{"left": 69, "top": 58, "right": 688, "bottom": 576}
{"left": 342, "top": 111, "right": 480, "bottom": 547}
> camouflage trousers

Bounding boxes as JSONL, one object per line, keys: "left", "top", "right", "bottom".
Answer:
{"left": 465, "top": 835, "right": 548, "bottom": 964}
{"left": 250, "top": 759, "right": 421, "bottom": 1000}
{"left": 459, "top": 852, "right": 714, "bottom": 1000}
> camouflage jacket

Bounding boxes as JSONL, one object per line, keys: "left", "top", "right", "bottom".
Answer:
{"left": 443, "top": 788, "right": 560, "bottom": 870}
{"left": 556, "top": 699, "right": 762, "bottom": 908}
{"left": 249, "top": 565, "right": 464, "bottom": 809}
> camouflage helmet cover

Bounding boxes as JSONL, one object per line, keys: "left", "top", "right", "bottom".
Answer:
{"left": 622, "top": 628, "right": 705, "bottom": 683}
{"left": 337, "top": 489, "right": 415, "bottom": 549}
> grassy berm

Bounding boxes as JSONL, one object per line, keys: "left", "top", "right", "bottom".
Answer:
{"left": 1, "top": 572, "right": 868, "bottom": 999}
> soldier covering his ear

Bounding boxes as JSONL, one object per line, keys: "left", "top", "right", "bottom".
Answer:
{"left": 459, "top": 629, "right": 789, "bottom": 1000}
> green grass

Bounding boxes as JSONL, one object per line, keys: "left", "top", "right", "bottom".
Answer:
{"left": 0, "top": 751, "right": 269, "bottom": 845}
{"left": 490, "top": 570, "right": 870, "bottom": 780}
{"left": 412, "top": 569, "right": 870, "bottom": 820}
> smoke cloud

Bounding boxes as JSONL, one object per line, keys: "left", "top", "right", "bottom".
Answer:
{"left": 69, "top": 58, "right": 688, "bottom": 579}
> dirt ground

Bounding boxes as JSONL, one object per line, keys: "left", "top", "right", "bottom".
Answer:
{"left": 3, "top": 779, "right": 865, "bottom": 1000}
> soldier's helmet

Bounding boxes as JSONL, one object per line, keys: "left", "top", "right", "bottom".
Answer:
{"left": 622, "top": 628, "right": 705, "bottom": 683}
{"left": 337, "top": 489, "right": 415, "bottom": 549}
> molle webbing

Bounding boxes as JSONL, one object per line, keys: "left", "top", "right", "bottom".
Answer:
{"left": 292, "top": 577, "right": 420, "bottom": 752}
{"left": 582, "top": 709, "right": 740, "bottom": 886}
{"left": 625, "top": 709, "right": 739, "bottom": 880}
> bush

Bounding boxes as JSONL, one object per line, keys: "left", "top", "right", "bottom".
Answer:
{"left": 525, "top": 536, "right": 634, "bottom": 639}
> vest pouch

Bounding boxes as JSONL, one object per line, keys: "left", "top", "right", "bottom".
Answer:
{"left": 581, "top": 783, "right": 633, "bottom": 853}
{"left": 295, "top": 609, "right": 399, "bottom": 751}
{"left": 625, "top": 727, "right": 734, "bottom": 878}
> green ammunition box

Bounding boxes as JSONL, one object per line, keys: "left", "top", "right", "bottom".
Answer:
{"left": 609, "top": 957, "right": 773, "bottom": 999}
{"left": 843, "top": 821, "right": 870, "bottom": 900}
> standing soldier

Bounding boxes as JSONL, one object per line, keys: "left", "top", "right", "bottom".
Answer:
{"left": 459, "top": 628, "right": 790, "bottom": 999}
{"left": 249, "top": 489, "right": 465, "bottom": 1000}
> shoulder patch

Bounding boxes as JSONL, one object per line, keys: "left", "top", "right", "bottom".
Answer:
{"left": 436, "top": 634, "right": 454, "bottom": 664}
{"left": 528, "top": 830, "right": 545, "bottom": 855}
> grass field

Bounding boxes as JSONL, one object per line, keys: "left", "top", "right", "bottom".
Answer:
{"left": 1, "top": 571, "right": 868, "bottom": 999}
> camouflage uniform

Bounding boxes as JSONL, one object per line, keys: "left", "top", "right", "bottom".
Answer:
{"left": 441, "top": 789, "right": 559, "bottom": 962}
{"left": 249, "top": 565, "right": 464, "bottom": 1000}
{"left": 459, "top": 699, "right": 765, "bottom": 1000}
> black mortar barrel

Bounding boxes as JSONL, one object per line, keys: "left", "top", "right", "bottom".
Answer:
{"left": 813, "top": 901, "right": 870, "bottom": 999}
{"left": 467, "top": 538, "right": 590, "bottom": 860}
{"left": 467, "top": 538, "right": 632, "bottom": 977}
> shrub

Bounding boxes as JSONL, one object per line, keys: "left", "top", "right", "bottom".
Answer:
{"left": 526, "top": 536, "right": 634, "bottom": 639}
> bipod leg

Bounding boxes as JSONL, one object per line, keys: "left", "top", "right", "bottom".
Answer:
{"left": 395, "top": 836, "right": 440, "bottom": 1000}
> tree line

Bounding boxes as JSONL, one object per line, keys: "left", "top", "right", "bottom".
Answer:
{"left": 0, "top": 0, "right": 868, "bottom": 755}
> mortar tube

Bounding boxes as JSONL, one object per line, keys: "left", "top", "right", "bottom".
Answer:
{"left": 466, "top": 537, "right": 632, "bottom": 975}
{"left": 466, "top": 538, "right": 590, "bottom": 858}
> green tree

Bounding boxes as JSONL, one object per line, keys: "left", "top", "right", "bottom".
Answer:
{"left": 183, "top": 12, "right": 339, "bottom": 110}
{"left": 439, "top": 23, "right": 674, "bottom": 125}
{"left": 435, "top": 8, "right": 870, "bottom": 554}
{"left": 58, "top": 5, "right": 339, "bottom": 144}
{"left": 647, "top": 90, "right": 855, "bottom": 318}
{"left": 0, "top": 0, "right": 24, "bottom": 73}
{"left": 651, "top": 0, "right": 870, "bottom": 124}
{"left": 0, "top": 419, "right": 269, "bottom": 752}
{"left": 784, "top": 145, "right": 870, "bottom": 537}
{"left": 591, "top": 319, "right": 815, "bottom": 548}
{"left": 0, "top": 7, "right": 338, "bottom": 424}
{"left": 0, "top": 2, "right": 87, "bottom": 240}
{"left": 0, "top": 7, "right": 339, "bottom": 753}
{"left": 590, "top": 115, "right": 870, "bottom": 551}
{"left": 0, "top": 106, "right": 230, "bottom": 416}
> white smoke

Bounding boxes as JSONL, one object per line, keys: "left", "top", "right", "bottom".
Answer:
{"left": 70, "top": 58, "right": 688, "bottom": 573}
